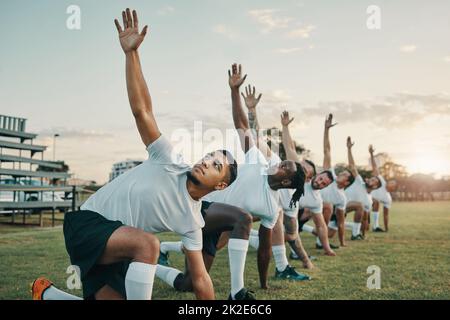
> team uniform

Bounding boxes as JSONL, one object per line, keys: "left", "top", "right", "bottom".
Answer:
{"left": 320, "top": 168, "right": 347, "bottom": 231}
{"left": 344, "top": 174, "right": 372, "bottom": 212}
{"left": 64, "top": 135, "right": 204, "bottom": 299}
{"left": 370, "top": 175, "right": 392, "bottom": 209}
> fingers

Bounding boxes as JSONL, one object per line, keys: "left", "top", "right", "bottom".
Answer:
{"left": 253, "top": 86, "right": 256, "bottom": 95}
{"left": 257, "top": 93, "right": 262, "bottom": 102}
{"left": 122, "top": 11, "right": 128, "bottom": 28}
{"left": 245, "top": 86, "right": 249, "bottom": 96}
{"left": 228, "top": 69, "right": 232, "bottom": 79}
{"left": 241, "top": 92, "right": 246, "bottom": 100}
{"left": 133, "top": 9, "right": 138, "bottom": 29}
{"left": 126, "top": 8, "right": 133, "bottom": 28}
{"left": 242, "top": 74, "right": 247, "bottom": 83}
{"left": 141, "top": 25, "right": 148, "bottom": 37}
{"left": 289, "top": 117, "right": 294, "bottom": 124}
{"left": 232, "top": 64, "right": 237, "bottom": 75}
{"left": 238, "top": 64, "right": 242, "bottom": 75}
{"left": 114, "top": 19, "right": 123, "bottom": 33}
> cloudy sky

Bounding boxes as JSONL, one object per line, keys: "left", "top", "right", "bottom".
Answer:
{"left": 1, "top": 0, "right": 449, "bottom": 183}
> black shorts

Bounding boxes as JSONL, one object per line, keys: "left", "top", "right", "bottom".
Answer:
{"left": 298, "top": 208, "right": 307, "bottom": 232}
{"left": 200, "top": 201, "right": 223, "bottom": 258}
{"left": 63, "top": 210, "right": 128, "bottom": 299}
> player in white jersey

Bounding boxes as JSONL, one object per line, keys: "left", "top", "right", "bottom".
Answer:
{"left": 31, "top": 9, "right": 238, "bottom": 301}
{"left": 153, "top": 66, "right": 307, "bottom": 299}
{"left": 368, "top": 145, "right": 396, "bottom": 232}
{"left": 319, "top": 115, "right": 355, "bottom": 248}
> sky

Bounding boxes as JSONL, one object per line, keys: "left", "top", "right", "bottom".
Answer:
{"left": 1, "top": 0, "right": 449, "bottom": 183}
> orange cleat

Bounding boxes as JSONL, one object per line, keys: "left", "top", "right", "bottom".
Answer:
{"left": 31, "top": 277, "right": 53, "bottom": 300}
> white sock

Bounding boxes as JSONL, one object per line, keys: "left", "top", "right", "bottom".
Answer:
{"left": 345, "top": 221, "right": 354, "bottom": 230}
{"left": 352, "top": 222, "right": 362, "bottom": 237}
{"left": 302, "top": 224, "right": 314, "bottom": 234}
{"left": 249, "top": 232, "right": 259, "bottom": 250}
{"left": 372, "top": 211, "right": 380, "bottom": 229}
{"left": 42, "top": 285, "right": 83, "bottom": 300}
{"left": 316, "top": 237, "right": 322, "bottom": 246}
{"left": 160, "top": 241, "right": 183, "bottom": 254}
{"left": 125, "top": 262, "right": 156, "bottom": 300}
{"left": 290, "top": 247, "right": 299, "bottom": 259}
{"left": 228, "top": 238, "right": 249, "bottom": 299}
{"left": 272, "top": 245, "right": 289, "bottom": 272}
{"left": 155, "top": 264, "right": 182, "bottom": 288}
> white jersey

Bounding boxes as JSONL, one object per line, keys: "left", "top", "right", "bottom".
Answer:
{"left": 298, "top": 182, "right": 323, "bottom": 214}
{"left": 370, "top": 175, "right": 392, "bottom": 209}
{"left": 279, "top": 189, "right": 297, "bottom": 218}
{"left": 205, "top": 146, "right": 280, "bottom": 229}
{"left": 81, "top": 135, "right": 204, "bottom": 251}
{"left": 320, "top": 167, "right": 347, "bottom": 211}
{"left": 345, "top": 174, "right": 372, "bottom": 212}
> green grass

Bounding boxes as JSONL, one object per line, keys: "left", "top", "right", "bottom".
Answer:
{"left": 1, "top": 201, "right": 449, "bottom": 300}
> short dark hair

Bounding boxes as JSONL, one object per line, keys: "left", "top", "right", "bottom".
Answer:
{"left": 220, "top": 150, "right": 238, "bottom": 185}
{"left": 323, "top": 170, "right": 334, "bottom": 183}
{"left": 343, "top": 169, "right": 355, "bottom": 188}
{"left": 304, "top": 159, "right": 317, "bottom": 176}
{"left": 289, "top": 162, "right": 306, "bottom": 208}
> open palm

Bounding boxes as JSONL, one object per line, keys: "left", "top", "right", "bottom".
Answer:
{"left": 114, "top": 9, "right": 148, "bottom": 53}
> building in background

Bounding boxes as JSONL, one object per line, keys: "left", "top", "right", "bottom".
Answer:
{"left": 109, "top": 159, "right": 143, "bottom": 181}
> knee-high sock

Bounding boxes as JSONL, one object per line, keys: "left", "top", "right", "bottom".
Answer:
{"left": 249, "top": 229, "right": 259, "bottom": 250}
{"left": 352, "top": 222, "right": 361, "bottom": 236}
{"left": 228, "top": 238, "right": 249, "bottom": 299}
{"left": 272, "top": 245, "right": 289, "bottom": 272}
{"left": 316, "top": 237, "right": 322, "bottom": 246}
{"left": 302, "top": 224, "right": 314, "bottom": 234}
{"left": 155, "top": 265, "right": 182, "bottom": 288}
{"left": 125, "top": 262, "right": 156, "bottom": 300}
{"left": 372, "top": 211, "right": 380, "bottom": 229}
{"left": 160, "top": 241, "right": 183, "bottom": 254}
{"left": 42, "top": 286, "right": 83, "bottom": 300}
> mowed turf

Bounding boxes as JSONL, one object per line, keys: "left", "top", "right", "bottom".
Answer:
{"left": 0, "top": 201, "right": 449, "bottom": 300}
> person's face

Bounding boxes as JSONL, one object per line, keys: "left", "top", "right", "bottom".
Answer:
{"left": 268, "top": 160, "right": 298, "bottom": 187}
{"left": 367, "top": 177, "right": 381, "bottom": 189}
{"left": 311, "top": 171, "right": 333, "bottom": 190}
{"left": 190, "top": 151, "right": 231, "bottom": 190}
{"left": 386, "top": 180, "right": 397, "bottom": 192}
{"left": 336, "top": 171, "right": 351, "bottom": 189}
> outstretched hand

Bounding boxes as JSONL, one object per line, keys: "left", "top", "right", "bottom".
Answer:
{"left": 325, "top": 114, "right": 337, "bottom": 130}
{"left": 281, "top": 111, "right": 294, "bottom": 127}
{"left": 228, "top": 64, "right": 247, "bottom": 90}
{"left": 369, "top": 144, "right": 375, "bottom": 154}
{"left": 347, "top": 136, "right": 354, "bottom": 149}
{"left": 114, "top": 8, "right": 148, "bottom": 53}
{"left": 241, "top": 85, "right": 262, "bottom": 109}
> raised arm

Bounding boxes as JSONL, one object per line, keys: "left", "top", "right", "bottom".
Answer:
{"left": 242, "top": 85, "right": 272, "bottom": 159}
{"left": 369, "top": 145, "right": 380, "bottom": 176}
{"left": 114, "top": 9, "right": 159, "bottom": 147}
{"left": 281, "top": 111, "right": 300, "bottom": 162}
{"left": 228, "top": 64, "right": 255, "bottom": 153}
{"left": 323, "top": 114, "right": 337, "bottom": 170}
{"left": 347, "top": 137, "right": 358, "bottom": 177}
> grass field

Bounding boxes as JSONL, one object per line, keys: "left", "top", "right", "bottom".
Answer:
{"left": 0, "top": 201, "right": 449, "bottom": 300}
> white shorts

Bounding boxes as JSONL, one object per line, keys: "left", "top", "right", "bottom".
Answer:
{"left": 283, "top": 207, "right": 298, "bottom": 218}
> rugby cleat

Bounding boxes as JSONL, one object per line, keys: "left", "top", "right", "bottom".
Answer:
{"left": 373, "top": 227, "right": 385, "bottom": 232}
{"left": 275, "top": 265, "right": 311, "bottom": 281}
{"left": 289, "top": 253, "right": 317, "bottom": 261}
{"left": 351, "top": 234, "right": 364, "bottom": 240}
{"left": 316, "top": 243, "right": 339, "bottom": 249}
{"left": 228, "top": 288, "right": 256, "bottom": 300}
{"left": 31, "top": 277, "right": 53, "bottom": 300}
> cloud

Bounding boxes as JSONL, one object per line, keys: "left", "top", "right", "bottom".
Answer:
{"left": 276, "top": 47, "right": 302, "bottom": 54}
{"left": 212, "top": 24, "right": 236, "bottom": 40}
{"left": 286, "top": 25, "right": 315, "bottom": 38}
{"left": 400, "top": 45, "right": 417, "bottom": 53}
{"left": 299, "top": 93, "right": 450, "bottom": 128}
{"left": 248, "top": 9, "right": 292, "bottom": 33}
{"left": 157, "top": 6, "right": 175, "bottom": 16}
{"left": 37, "top": 128, "right": 113, "bottom": 139}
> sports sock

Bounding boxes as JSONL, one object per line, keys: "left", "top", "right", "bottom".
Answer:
{"left": 272, "top": 245, "right": 289, "bottom": 272}
{"left": 352, "top": 222, "right": 362, "bottom": 237}
{"left": 228, "top": 238, "right": 249, "bottom": 299}
{"left": 345, "top": 221, "right": 354, "bottom": 230}
{"left": 249, "top": 230, "right": 259, "bottom": 250}
{"left": 125, "top": 262, "right": 156, "bottom": 300}
{"left": 302, "top": 224, "right": 314, "bottom": 233}
{"left": 290, "top": 247, "right": 299, "bottom": 259}
{"left": 316, "top": 237, "right": 322, "bottom": 246}
{"left": 160, "top": 241, "right": 183, "bottom": 254}
{"left": 42, "top": 285, "right": 83, "bottom": 300}
{"left": 372, "top": 211, "right": 380, "bottom": 229}
{"left": 155, "top": 264, "right": 182, "bottom": 288}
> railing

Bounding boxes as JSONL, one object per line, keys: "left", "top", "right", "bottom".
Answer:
{"left": 0, "top": 115, "right": 27, "bottom": 132}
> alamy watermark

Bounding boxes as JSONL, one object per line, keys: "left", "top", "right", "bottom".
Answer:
{"left": 66, "top": 5, "right": 81, "bottom": 30}
{"left": 366, "top": 265, "right": 381, "bottom": 289}
{"left": 367, "top": 5, "right": 381, "bottom": 30}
